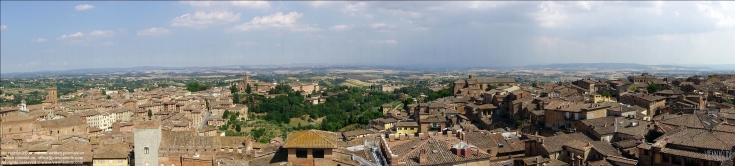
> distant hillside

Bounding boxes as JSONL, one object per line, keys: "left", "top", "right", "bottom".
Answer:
{"left": 524, "top": 63, "right": 709, "bottom": 70}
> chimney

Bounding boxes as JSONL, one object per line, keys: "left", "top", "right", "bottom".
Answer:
{"left": 250, "top": 149, "right": 258, "bottom": 156}
{"left": 419, "top": 149, "right": 428, "bottom": 165}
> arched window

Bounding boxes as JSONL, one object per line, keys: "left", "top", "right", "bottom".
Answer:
{"left": 144, "top": 147, "right": 149, "bottom": 154}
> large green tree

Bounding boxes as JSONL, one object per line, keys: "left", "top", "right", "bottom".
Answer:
{"left": 647, "top": 84, "right": 660, "bottom": 93}
{"left": 723, "top": 97, "right": 734, "bottom": 105}
{"left": 232, "top": 93, "right": 240, "bottom": 104}
{"left": 230, "top": 84, "right": 239, "bottom": 94}
{"left": 186, "top": 82, "right": 211, "bottom": 92}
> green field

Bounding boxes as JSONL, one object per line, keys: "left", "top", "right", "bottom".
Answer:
{"left": 339, "top": 79, "right": 373, "bottom": 87}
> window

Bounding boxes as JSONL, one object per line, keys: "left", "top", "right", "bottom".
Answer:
{"left": 8, "top": 128, "right": 11, "bottom": 133}
{"left": 296, "top": 149, "right": 308, "bottom": 158}
{"left": 19, "top": 127, "right": 22, "bottom": 132}
{"left": 313, "top": 149, "right": 325, "bottom": 158}
{"left": 565, "top": 112, "right": 570, "bottom": 119}
{"left": 119, "top": 160, "right": 123, "bottom": 163}
{"left": 144, "top": 147, "right": 149, "bottom": 154}
{"left": 672, "top": 156, "right": 682, "bottom": 165}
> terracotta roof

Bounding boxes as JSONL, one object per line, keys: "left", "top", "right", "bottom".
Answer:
{"left": 283, "top": 130, "right": 338, "bottom": 149}
{"left": 612, "top": 139, "right": 641, "bottom": 149}
{"left": 479, "top": 104, "right": 498, "bottom": 110}
{"left": 538, "top": 133, "right": 593, "bottom": 153}
{"left": 658, "top": 128, "right": 735, "bottom": 151}
{"left": 342, "top": 129, "right": 372, "bottom": 137}
{"left": 395, "top": 122, "right": 419, "bottom": 127}
{"left": 248, "top": 150, "right": 288, "bottom": 166}
{"left": 546, "top": 159, "right": 569, "bottom": 166}
{"left": 93, "top": 145, "right": 129, "bottom": 159}
{"left": 388, "top": 137, "right": 492, "bottom": 166}
{"left": 488, "top": 134, "right": 525, "bottom": 154}
{"left": 463, "top": 132, "right": 497, "bottom": 149}
{"left": 36, "top": 117, "right": 86, "bottom": 128}
{"left": 545, "top": 101, "right": 612, "bottom": 112}
{"left": 580, "top": 116, "right": 652, "bottom": 136}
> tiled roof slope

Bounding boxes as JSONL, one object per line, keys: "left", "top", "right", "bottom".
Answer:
{"left": 283, "top": 130, "right": 338, "bottom": 149}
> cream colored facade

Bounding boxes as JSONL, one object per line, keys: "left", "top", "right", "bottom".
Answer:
{"left": 93, "top": 159, "right": 128, "bottom": 166}
{"left": 396, "top": 126, "right": 418, "bottom": 135}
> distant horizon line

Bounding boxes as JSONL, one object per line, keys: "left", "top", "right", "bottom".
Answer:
{"left": 3, "top": 62, "right": 735, "bottom": 75}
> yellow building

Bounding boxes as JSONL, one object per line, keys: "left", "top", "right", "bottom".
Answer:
{"left": 92, "top": 146, "right": 129, "bottom": 166}
{"left": 589, "top": 93, "right": 617, "bottom": 103}
{"left": 395, "top": 122, "right": 419, "bottom": 135}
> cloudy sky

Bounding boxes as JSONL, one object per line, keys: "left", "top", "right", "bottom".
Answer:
{"left": 1, "top": 1, "right": 735, "bottom": 73}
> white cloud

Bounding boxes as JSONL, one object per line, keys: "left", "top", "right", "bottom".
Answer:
{"left": 0, "top": 25, "right": 6, "bottom": 30}
{"left": 466, "top": 1, "right": 500, "bottom": 9}
{"left": 231, "top": 1, "right": 271, "bottom": 10}
{"left": 578, "top": 2, "right": 592, "bottom": 10}
{"left": 371, "top": 23, "right": 386, "bottom": 29}
{"left": 180, "top": 1, "right": 213, "bottom": 8}
{"left": 137, "top": 27, "right": 171, "bottom": 37}
{"left": 31, "top": 38, "right": 47, "bottom": 42}
{"left": 102, "top": 41, "right": 113, "bottom": 46}
{"left": 232, "top": 12, "right": 320, "bottom": 32}
{"left": 342, "top": 2, "right": 373, "bottom": 19}
{"left": 308, "top": 1, "right": 330, "bottom": 8}
{"left": 697, "top": 2, "right": 735, "bottom": 28}
{"left": 171, "top": 11, "right": 240, "bottom": 28}
{"left": 535, "top": 1, "right": 568, "bottom": 28}
{"left": 57, "top": 30, "right": 115, "bottom": 45}
{"left": 75, "top": 4, "right": 95, "bottom": 11}
{"left": 329, "top": 24, "right": 354, "bottom": 31}
{"left": 370, "top": 23, "right": 395, "bottom": 33}
{"left": 366, "top": 40, "right": 398, "bottom": 45}
{"left": 180, "top": 1, "right": 271, "bottom": 10}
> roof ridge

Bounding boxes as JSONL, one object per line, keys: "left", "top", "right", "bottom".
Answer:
{"left": 395, "top": 137, "right": 433, "bottom": 162}
{"left": 311, "top": 130, "right": 338, "bottom": 148}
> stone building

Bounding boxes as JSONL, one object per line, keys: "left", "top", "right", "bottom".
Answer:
{"left": 637, "top": 128, "right": 735, "bottom": 166}
{"left": 453, "top": 75, "right": 516, "bottom": 96}
{"left": 42, "top": 87, "right": 58, "bottom": 107}
{"left": 543, "top": 101, "right": 612, "bottom": 131}
{"left": 134, "top": 121, "right": 162, "bottom": 166}
{"left": 620, "top": 93, "right": 667, "bottom": 116}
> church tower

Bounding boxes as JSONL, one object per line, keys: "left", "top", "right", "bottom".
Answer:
{"left": 42, "top": 87, "right": 58, "bottom": 107}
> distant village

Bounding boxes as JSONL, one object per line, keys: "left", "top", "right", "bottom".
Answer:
{"left": 1, "top": 73, "right": 735, "bottom": 166}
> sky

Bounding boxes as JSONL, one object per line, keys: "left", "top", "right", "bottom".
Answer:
{"left": 1, "top": 1, "right": 735, "bottom": 73}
